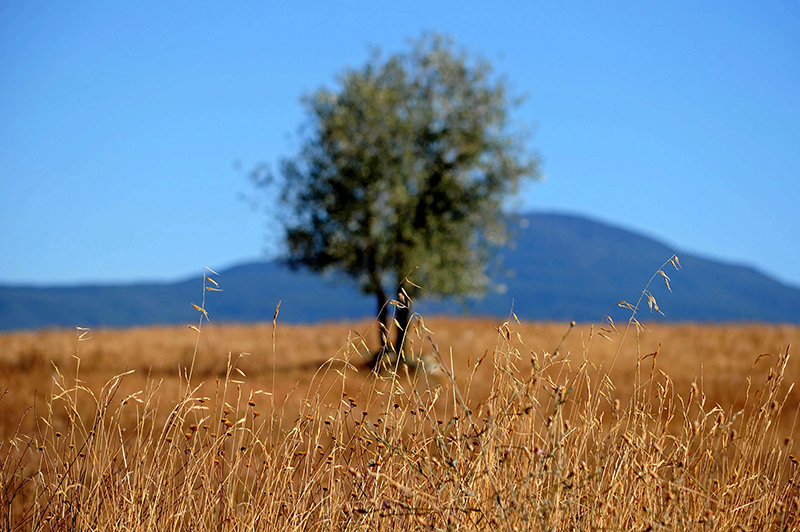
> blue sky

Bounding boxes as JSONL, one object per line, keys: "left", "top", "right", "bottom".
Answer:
{"left": 2, "top": 2, "right": 799, "bottom": 289}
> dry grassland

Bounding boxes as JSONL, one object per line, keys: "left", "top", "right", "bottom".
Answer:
{"left": 1, "top": 308, "right": 799, "bottom": 530}
{"left": 1, "top": 318, "right": 799, "bottom": 441}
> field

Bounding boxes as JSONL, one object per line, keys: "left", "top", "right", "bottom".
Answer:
{"left": 2, "top": 308, "right": 800, "bottom": 530}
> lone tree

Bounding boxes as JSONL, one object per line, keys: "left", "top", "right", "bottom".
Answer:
{"left": 260, "top": 34, "right": 540, "bottom": 368}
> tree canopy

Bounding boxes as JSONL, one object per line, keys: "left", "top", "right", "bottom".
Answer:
{"left": 261, "top": 34, "right": 540, "bottom": 367}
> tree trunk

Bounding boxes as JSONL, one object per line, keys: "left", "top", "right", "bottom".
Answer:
{"left": 371, "top": 284, "right": 390, "bottom": 370}
{"left": 394, "top": 300, "right": 412, "bottom": 362}
{"left": 370, "top": 284, "right": 414, "bottom": 372}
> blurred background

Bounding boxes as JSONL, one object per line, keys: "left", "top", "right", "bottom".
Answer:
{"left": 1, "top": 1, "right": 798, "bottom": 290}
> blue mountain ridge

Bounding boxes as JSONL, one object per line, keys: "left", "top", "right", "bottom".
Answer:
{"left": 1, "top": 212, "right": 798, "bottom": 331}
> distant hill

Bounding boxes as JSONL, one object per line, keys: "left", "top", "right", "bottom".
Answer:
{"left": 1, "top": 212, "right": 798, "bottom": 331}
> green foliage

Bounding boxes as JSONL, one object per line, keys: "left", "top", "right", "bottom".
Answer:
{"left": 275, "top": 34, "right": 539, "bottom": 303}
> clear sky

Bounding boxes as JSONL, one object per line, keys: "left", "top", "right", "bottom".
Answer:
{"left": 2, "top": 2, "right": 799, "bottom": 289}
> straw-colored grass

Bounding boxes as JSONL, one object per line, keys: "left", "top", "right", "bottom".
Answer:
{"left": 1, "top": 263, "right": 799, "bottom": 530}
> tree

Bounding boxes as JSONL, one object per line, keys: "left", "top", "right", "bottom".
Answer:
{"left": 259, "top": 34, "right": 540, "bottom": 368}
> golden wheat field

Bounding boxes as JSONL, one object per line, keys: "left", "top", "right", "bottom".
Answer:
{"left": 1, "top": 311, "right": 799, "bottom": 530}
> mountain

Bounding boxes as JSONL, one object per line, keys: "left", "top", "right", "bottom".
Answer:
{"left": 422, "top": 213, "right": 800, "bottom": 323}
{"left": 1, "top": 212, "right": 798, "bottom": 331}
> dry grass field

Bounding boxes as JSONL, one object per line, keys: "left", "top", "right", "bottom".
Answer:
{"left": 1, "top": 318, "right": 798, "bottom": 441}
{"left": 1, "top": 279, "right": 800, "bottom": 529}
